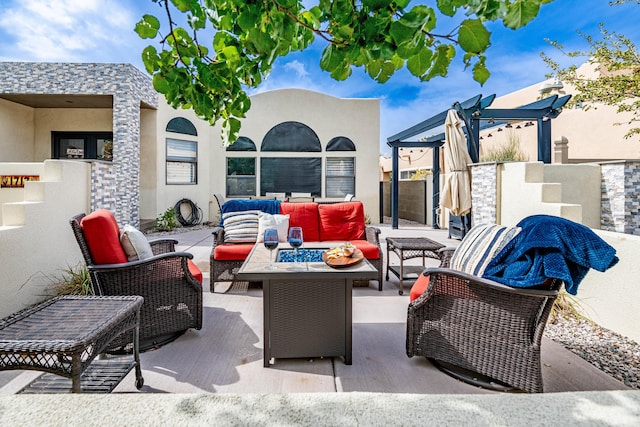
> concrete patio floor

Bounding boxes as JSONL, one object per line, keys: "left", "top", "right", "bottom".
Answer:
{"left": 1, "top": 222, "right": 638, "bottom": 425}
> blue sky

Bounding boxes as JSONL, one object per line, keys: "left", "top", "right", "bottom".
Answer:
{"left": 1, "top": 0, "right": 638, "bottom": 155}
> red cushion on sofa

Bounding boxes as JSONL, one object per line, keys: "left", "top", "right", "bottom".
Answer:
{"left": 187, "top": 259, "right": 203, "bottom": 283}
{"left": 318, "top": 202, "right": 366, "bottom": 241}
{"left": 410, "top": 274, "right": 430, "bottom": 302}
{"left": 213, "top": 243, "right": 255, "bottom": 261}
{"left": 80, "top": 209, "right": 128, "bottom": 265}
{"left": 280, "top": 202, "right": 320, "bottom": 241}
{"left": 351, "top": 240, "right": 380, "bottom": 259}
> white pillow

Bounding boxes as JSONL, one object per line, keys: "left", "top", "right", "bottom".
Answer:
{"left": 120, "top": 224, "right": 154, "bottom": 261}
{"left": 449, "top": 224, "right": 521, "bottom": 276}
{"left": 257, "top": 213, "right": 290, "bottom": 242}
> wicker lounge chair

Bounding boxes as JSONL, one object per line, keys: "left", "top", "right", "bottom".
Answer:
{"left": 406, "top": 249, "right": 561, "bottom": 393}
{"left": 70, "top": 213, "right": 203, "bottom": 351}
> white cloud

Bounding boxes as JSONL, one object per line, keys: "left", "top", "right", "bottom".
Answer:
{"left": 283, "top": 60, "right": 309, "bottom": 79}
{"left": 0, "top": 0, "right": 141, "bottom": 63}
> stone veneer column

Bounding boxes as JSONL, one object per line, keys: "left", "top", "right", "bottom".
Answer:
{"left": 112, "top": 94, "right": 141, "bottom": 227}
{"left": 470, "top": 162, "right": 498, "bottom": 226}
{"left": 601, "top": 160, "right": 640, "bottom": 235}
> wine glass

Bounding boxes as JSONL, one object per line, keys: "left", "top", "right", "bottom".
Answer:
{"left": 263, "top": 228, "right": 279, "bottom": 270}
{"left": 288, "top": 227, "right": 303, "bottom": 266}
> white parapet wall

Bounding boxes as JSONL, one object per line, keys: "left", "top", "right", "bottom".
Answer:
{"left": 576, "top": 229, "right": 640, "bottom": 344}
{"left": 0, "top": 160, "right": 90, "bottom": 318}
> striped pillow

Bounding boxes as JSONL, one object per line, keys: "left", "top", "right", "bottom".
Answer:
{"left": 450, "top": 224, "right": 521, "bottom": 276}
{"left": 223, "top": 210, "right": 260, "bottom": 243}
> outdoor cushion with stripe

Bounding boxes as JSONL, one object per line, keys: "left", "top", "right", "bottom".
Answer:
{"left": 449, "top": 224, "right": 521, "bottom": 276}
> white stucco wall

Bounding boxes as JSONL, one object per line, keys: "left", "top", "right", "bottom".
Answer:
{"left": 150, "top": 98, "right": 215, "bottom": 223}
{"left": 148, "top": 89, "right": 381, "bottom": 223}
{"left": 577, "top": 229, "right": 640, "bottom": 343}
{"left": 0, "top": 160, "right": 90, "bottom": 318}
{"left": 0, "top": 98, "right": 34, "bottom": 161}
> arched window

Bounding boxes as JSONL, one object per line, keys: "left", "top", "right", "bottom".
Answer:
{"left": 165, "top": 117, "right": 198, "bottom": 184}
{"left": 261, "top": 121, "right": 321, "bottom": 152}
{"left": 226, "top": 136, "right": 257, "bottom": 151}
{"left": 166, "top": 117, "right": 198, "bottom": 136}
{"left": 326, "top": 136, "right": 356, "bottom": 151}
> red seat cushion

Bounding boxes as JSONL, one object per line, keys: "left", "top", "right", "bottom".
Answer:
{"left": 318, "top": 202, "right": 365, "bottom": 241}
{"left": 187, "top": 259, "right": 203, "bottom": 283}
{"left": 280, "top": 202, "right": 320, "bottom": 242}
{"left": 213, "top": 243, "right": 255, "bottom": 261}
{"left": 351, "top": 240, "right": 380, "bottom": 259}
{"left": 410, "top": 274, "right": 430, "bottom": 302}
{"left": 80, "top": 209, "right": 128, "bottom": 265}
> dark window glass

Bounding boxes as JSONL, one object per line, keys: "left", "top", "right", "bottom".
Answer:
{"left": 260, "top": 158, "right": 321, "bottom": 196}
{"left": 51, "top": 132, "right": 113, "bottom": 161}
{"left": 166, "top": 117, "right": 198, "bottom": 136}
{"left": 326, "top": 136, "right": 356, "bottom": 151}
{"left": 261, "top": 122, "right": 321, "bottom": 152}
{"left": 226, "top": 136, "right": 257, "bottom": 151}
{"left": 227, "top": 157, "right": 256, "bottom": 196}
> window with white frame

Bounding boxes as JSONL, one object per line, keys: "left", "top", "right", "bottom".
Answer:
{"left": 326, "top": 157, "right": 355, "bottom": 198}
{"left": 166, "top": 138, "right": 197, "bottom": 184}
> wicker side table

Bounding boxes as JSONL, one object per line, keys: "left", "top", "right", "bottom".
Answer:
{"left": 0, "top": 295, "right": 144, "bottom": 393}
{"left": 386, "top": 237, "right": 445, "bottom": 295}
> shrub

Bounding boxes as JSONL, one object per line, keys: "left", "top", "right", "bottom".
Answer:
{"left": 50, "top": 264, "right": 94, "bottom": 296}
{"left": 480, "top": 131, "right": 528, "bottom": 162}
{"left": 156, "top": 207, "right": 179, "bottom": 231}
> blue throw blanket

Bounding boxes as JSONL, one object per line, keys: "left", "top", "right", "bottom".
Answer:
{"left": 219, "top": 199, "right": 281, "bottom": 226}
{"left": 483, "top": 215, "right": 619, "bottom": 295}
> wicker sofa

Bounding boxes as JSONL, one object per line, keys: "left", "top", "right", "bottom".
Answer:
{"left": 210, "top": 201, "right": 383, "bottom": 292}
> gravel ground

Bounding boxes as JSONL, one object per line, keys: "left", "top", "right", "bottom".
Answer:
{"left": 544, "top": 316, "right": 640, "bottom": 389}
{"left": 149, "top": 223, "right": 640, "bottom": 390}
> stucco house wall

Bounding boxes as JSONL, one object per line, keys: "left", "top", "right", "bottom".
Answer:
{"left": 0, "top": 98, "right": 34, "bottom": 161}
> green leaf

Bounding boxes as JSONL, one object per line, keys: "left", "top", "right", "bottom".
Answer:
{"left": 152, "top": 73, "right": 171, "bottom": 94}
{"left": 390, "top": 21, "right": 416, "bottom": 46}
{"left": 170, "top": 0, "right": 192, "bottom": 13}
{"left": 141, "top": 46, "right": 160, "bottom": 74}
{"left": 407, "top": 47, "right": 433, "bottom": 77}
{"left": 504, "top": 0, "right": 541, "bottom": 30}
{"left": 135, "top": 14, "right": 160, "bottom": 39}
{"left": 424, "top": 44, "right": 455, "bottom": 80}
{"left": 458, "top": 19, "right": 491, "bottom": 54}
{"left": 399, "top": 5, "right": 433, "bottom": 28}
{"left": 473, "top": 57, "right": 490, "bottom": 85}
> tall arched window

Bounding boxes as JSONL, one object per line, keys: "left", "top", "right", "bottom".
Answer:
{"left": 165, "top": 117, "right": 198, "bottom": 184}
{"left": 326, "top": 136, "right": 356, "bottom": 197}
{"left": 260, "top": 122, "right": 321, "bottom": 196}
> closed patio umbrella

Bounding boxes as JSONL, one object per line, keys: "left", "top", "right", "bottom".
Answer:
{"left": 441, "top": 109, "right": 472, "bottom": 216}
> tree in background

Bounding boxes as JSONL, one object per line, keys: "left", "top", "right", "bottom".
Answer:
{"left": 543, "top": 0, "right": 640, "bottom": 140}
{"left": 136, "top": 0, "right": 551, "bottom": 142}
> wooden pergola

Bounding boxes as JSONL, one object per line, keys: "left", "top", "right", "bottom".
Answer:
{"left": 386, "top": 93, "right": 571, "bottom": 233}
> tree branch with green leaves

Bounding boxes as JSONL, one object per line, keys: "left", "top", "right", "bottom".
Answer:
{"left": 542, "top": 1, "right": 640, "bottom": 140}
{"left": 136, "top": 0, "right": 551, "bottom": 143}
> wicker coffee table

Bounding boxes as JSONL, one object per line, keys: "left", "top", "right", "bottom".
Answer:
{"left": 0, "top": 295, "right": 144, "bottom": 393}
{"left": 237, "top": 242, "right": 378, "bottom": 367}
{"left": 386, "top": 237, "right": 445, "bottom": 295}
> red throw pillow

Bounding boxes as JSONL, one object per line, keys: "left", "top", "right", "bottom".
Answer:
{"left": 410, "top": 274, "right": 430, "bottom": 302}
{"left": 187, "top": 259, "right": 203, "bottom": 284}
{"left": 280, "top": 202, "right": 320, "bottom": 241}
{"left": 318, "top": 202, "right": 365, "bottom": 241}
{"left": 80, "top": 209, "right": 128, "bottom": 265}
